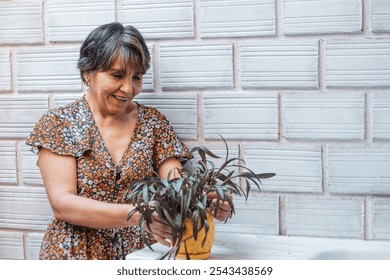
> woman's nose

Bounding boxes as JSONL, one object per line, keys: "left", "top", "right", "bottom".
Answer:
{"left": 120, "top": 77, "right": 133, "bottom": 94}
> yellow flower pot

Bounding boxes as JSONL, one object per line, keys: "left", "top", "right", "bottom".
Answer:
{"left": 176, "top": 212, "right": 215, "bottom": 260}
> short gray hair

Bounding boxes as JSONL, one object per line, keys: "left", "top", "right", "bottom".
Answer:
{"left": 77, "top": 22, "right": 150, "bottom": 83}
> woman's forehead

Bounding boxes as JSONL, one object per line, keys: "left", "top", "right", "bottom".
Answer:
{"left": 108, "top": 56, "right": 141, "bottom": 73}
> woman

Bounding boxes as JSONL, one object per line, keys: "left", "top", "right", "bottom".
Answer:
{"left": 26, "top": 22, "right": 231, "bottom": 260}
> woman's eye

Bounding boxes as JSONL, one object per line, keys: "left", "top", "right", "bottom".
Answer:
{"left": 113, "top": 74, "right": 123, "bottom": 79}
{"left": 133, "top": 76, "right": 142, "bottom": 81}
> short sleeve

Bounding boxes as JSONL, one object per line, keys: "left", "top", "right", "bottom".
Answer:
{"left": 25, "top": 110, "right": 90, "bottom": 157}
{"left": 152, "top": 112, "right": 191, "bottom": 170}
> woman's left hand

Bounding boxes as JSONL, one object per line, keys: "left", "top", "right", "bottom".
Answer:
{"left": 207, "top": 192, "right": 232, "bottom": 221}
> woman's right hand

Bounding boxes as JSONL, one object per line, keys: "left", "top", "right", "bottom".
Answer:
{"left": 144, "top": 212, "right": 172, "bottom": 247}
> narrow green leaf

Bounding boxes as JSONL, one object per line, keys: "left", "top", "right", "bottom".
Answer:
{"left": 191, "top": 210, "right": 200, "bottom": 241}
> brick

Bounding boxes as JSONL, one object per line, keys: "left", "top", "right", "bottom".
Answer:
{"left": 286, "top": 197, "right": 364, "bottom": 238}
{"left": 26, "top": 232, "right": 44, "bottom": 260}
{"left": 328, "top": 148, "right": 390, "bottom": 195}
{"left": 0, "top": 49, "right": 11, "bottom": 91}
{"left": 121, "top": 0, "right": 194, "bottom": 39}
{"left": 203, "top": 93, "right": 278, "bottom": 140}
{"left": 17, "top": 47, "right": 81, "bottom": 92}
{"left": 240, "top": 41, "right": 318, "bottom": 89}
{"left": 284, "top": 93, "right": 365, "bottom": 140}
{"left": 0, "top": 1, "right": 43, "bottom": 44}
{"left": 47, "top": 0, "right": 115, "bottom": 42}
{"left": 244, "top": 145, "right": 322, "bottom": 193}
{"left": 216, "top": 195, "right": 279, "bottom": 235}
{"left": 0, "top": 187, "right": 52, "bottom": 231}
{"left": 199, "top": 0, "right": 275, "bottom": 38}
{"left": 0, "top": 142, "right": 17, "bottom": 185}
{"left": 371, "top": 0, "right": 390, "bottom": 33}
{"left": 160, "top": 44, "right": 233, "bottom": 90}
{"left": 0, "top": 231, "right": 24, "bottom": 260}
{"left": 135, "top": 93, "right": 197, "bottom": 140}
{"left": 21, "top": 144, "right": 43, "bottom": 186}
{"left": 0, "top": 96, "right": 48, "bottom": 139}
{"left": 372, "top": 198, "right": 390, "bottom": 240}
{"left": 326, "top": 39, "right": 390, "bottom": 88}
{"left": 284, "top": 0, "right": 362, "bottom": 35}
{"left": 373, "top": 93, "right": 390, "bottom": 140}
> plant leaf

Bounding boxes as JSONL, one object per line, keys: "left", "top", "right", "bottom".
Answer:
{"left": 191, "top": 210, "right": 199, "bottom": 241}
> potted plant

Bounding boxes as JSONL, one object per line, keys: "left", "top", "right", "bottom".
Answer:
{"left": 122, "top": 136, "right": 275, "bottom": 259}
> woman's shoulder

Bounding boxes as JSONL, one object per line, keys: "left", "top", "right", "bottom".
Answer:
{"left": 26, "top": 95, "right": 91, "bottom": 156}
{"left": 138, "top": 103, "right": 168, "bottom": 122}
{"left": 46, "top": 96, "right": 87, "bottom": 119}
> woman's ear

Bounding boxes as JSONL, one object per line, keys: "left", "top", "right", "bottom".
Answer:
{"left": 83, "top": 72, "right": 91, "bottom": 86}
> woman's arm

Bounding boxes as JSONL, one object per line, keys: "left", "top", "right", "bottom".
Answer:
{"left": 157, "top": 156, "right": 183, "bottom": 179}
{"left": 38, "top": 147, "right": 138, "bottom": 229}
{"left": 38, "top": 148, "right": 171, "bottom": 243}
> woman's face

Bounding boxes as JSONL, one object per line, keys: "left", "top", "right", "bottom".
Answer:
{"left": 85, "top": 57, "right": 143, "bottom": 117}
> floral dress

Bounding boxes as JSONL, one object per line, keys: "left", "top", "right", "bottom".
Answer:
{"left": 25, "top": 95, "right": 191, "bottom": 260}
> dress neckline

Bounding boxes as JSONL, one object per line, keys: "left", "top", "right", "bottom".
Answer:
{"left": 81, "top": 94, "right": 143, "bottom": 169}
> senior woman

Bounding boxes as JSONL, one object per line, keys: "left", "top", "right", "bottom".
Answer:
{"left": 25, "top": 22, "right": 230, "bottom": 260}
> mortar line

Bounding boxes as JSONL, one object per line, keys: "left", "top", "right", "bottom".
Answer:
{"left": 275, "top": 0, "right": 283, "bottom": 37}
{"left": 279, "top": 195, "right": 286, "bottom": 236}
{"left": 362, "top": 0, "right": 372, "bottom": 35}
{"left": 364, "top": 198, "right": 373, "bottom": 240}
{"left": 42, "top": 0, "right": 49, "bottom": 45}
{"left": 193, "top": 0, "right": 201, "bottom": 40}
{"left": 232, "top": 42, "right": 241, "bottom": 91}
{"left": 153, "top": 42, "right": 162, "bottom": 93}
{"left": 365, "top": 92, "right": 373, "bottom": 144}
{"left": 322, "top": 144, "right": 329, "bottom": 195}
{"left": 115, "top": 0, "right": 121, "bottom": 22}
{"left": 278, "top": 91, "right": 285, "bottom": 143}
{"left": 197, "top": 92, "right": 204, "bottom": 142}
{"left": 318, "top": 39, "right": 326, "bottom": 91}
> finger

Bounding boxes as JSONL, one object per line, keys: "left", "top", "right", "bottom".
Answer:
{"left": 150, "top": 218, "right": 173, "bottom": 239}
{"left": 216, "top": 210, "right": 230, "bottom": 221}
{"left": 152, "top": 234, "right": 171, "bottom": 247}
{"left": 211, "top": 198, "right": 232, "bottom": 212}
{"left": 153, "top": 235, "right": 171, "bottom": 247}
{"left": 154, "top": 222, "right": 173, "bottom": 236}
{"left": 208, "top": 204, "right": 231, "bottom": 221}
{"left": 151, "top": 213, "right": 171, "bottom": 227}
{"left": 148, "top": 224, "right": 172, "bottom": 240}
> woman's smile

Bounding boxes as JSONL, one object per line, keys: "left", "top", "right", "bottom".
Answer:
{"left": 112, "top": 94, "right": 131, "bottom": 103}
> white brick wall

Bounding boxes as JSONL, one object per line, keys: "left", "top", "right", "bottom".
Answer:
{"left": 1, "top": 0, "right": 390, "bottom": 259}
{"left": 121, "top": 0, "right": 194, "bottom": 39}
{"left": 284, "top": 93, "right": 365, "bottom": 140}
{"left": 0, "top": 1, "right": 43, "bottom": 45}
{"left": 199, "top": 0, "right": 275, "bottom": 37}
{"left": 240, "top": 41, "right": 319, "bottom": 89}
{"left": 47, "top": 0, "right": 116, "bottom": 42}
{"left": 283, "top": 0, "right": 362, "bottom": 35}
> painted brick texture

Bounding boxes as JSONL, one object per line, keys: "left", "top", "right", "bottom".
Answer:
{"left": 121, "top": 0, "right": 194, "bottom": 39}
{"left": 283, "top": 0, "right": 362, "bottom": 35}
{"left": 284, "top": 93, "right": 365, "bottom": 140}
{"left": 1, "top": 0, "right": 390, "bottom": 259}
{"left": 0, "top": 1, "right": 43, "bottom": 45}
{"left": 199, "top": 0, "right": 275, "bottom": 37}
{"left": 47, "top": 0, "right": 115, "bottom": 42}
{"left": 0, "top": 49, "right": 11, "bottom": 91}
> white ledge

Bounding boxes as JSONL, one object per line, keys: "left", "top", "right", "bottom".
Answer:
{"left": 126, "top": 232, "right": 390, "bottom": 260}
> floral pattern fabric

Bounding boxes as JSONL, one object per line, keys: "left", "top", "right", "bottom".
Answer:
{"left": 25, "top": 95, "right": 191, "bottom": 260}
